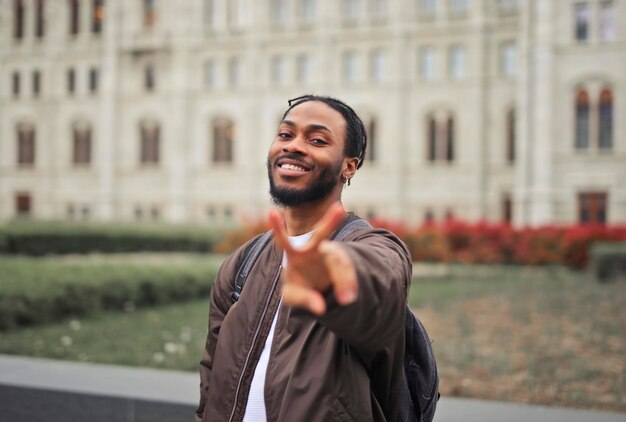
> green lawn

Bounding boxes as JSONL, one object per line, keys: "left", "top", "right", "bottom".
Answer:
{"left": 0, "top": 264, "right": 624, "bottom": 412}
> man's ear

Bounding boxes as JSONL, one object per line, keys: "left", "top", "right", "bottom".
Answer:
{"left": 342, "top": 157, "right": 359, "bottom": 181}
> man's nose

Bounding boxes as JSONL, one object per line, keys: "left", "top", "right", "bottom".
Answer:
{"left": 282, "top": 135, "right": 307, "bottom": 154}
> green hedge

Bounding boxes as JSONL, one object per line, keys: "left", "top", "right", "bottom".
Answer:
{"left": 0, "top": 222, "right": 230, "bottom": 256}
{"left": 0, "top": 254, "right": 223, "bottom": 330}
{"left": 590, "top": 242, "right": 626, "bottom": 283}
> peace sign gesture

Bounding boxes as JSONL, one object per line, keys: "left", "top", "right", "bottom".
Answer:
{"left": 269, "top": 202, "right": 359, "bottom": 316}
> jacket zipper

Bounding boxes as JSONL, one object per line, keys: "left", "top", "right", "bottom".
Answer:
{"left": 228, "top": 266, "right": 282, "bottom": 422}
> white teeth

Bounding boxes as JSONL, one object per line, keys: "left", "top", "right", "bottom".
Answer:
{"left": 281, "top": 164, "right": 306, "bottom": 172}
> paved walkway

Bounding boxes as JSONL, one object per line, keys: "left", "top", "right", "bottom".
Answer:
{"left": 0, "top": 355, "right": 624, "bottom": 422}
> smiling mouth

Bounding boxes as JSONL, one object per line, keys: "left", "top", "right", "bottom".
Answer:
{"left": 279, "top": 163, "right": 309, "bottom": 172}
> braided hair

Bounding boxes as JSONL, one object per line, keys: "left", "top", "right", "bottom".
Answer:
{"left": 282, "top": 95, "right": 368, "bottom": 169}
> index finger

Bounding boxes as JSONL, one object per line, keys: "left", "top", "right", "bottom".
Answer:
{"left": 307, "top": 202, "right": 346, "bottom": 249}
{"left": 268, "top": 210, "right": 296, "bottom": 254}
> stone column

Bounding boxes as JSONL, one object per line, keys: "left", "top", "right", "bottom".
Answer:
{"left": 522, "top": 0, "right": 555, "bottom": 226}
{"left": 97, "top": 0, "right": 119, "bottom": 220}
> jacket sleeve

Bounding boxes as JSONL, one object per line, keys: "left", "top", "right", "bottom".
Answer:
{"left": 195, "top": 251, "right": 241, "bottom": 421}
{"left": 318, "top": 228, "right": 412, "bottom": 355}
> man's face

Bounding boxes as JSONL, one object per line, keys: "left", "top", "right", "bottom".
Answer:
{"left": 267, "top": 101, "right": 347, "bottom": 207}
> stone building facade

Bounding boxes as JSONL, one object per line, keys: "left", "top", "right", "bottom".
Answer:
{"left": 1, "top": 0, "right": 624, "bottom": 226}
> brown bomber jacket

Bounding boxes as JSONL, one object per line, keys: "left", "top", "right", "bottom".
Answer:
{"left": 196, "top": 226, "right": 412, "bottom": 422}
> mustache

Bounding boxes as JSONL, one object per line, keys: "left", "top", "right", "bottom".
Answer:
{"left": 273, "top": 153, "right": 310, "bottom": 167}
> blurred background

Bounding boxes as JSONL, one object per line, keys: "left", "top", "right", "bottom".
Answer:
{"left": 0, "top": 0, "right": 625, "bottom": 419}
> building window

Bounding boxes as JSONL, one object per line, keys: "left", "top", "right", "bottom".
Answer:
{"left": 32, "top": 71, "right": 41, "bottom": 97}
{"left": 426, "top": 113, "right": 455, "bottom": 163}
{"left": 12, "top": 71, "right": 21, "bottom": 97}
{"left": 228, "top": 0, "right": 245, "bottom": 29}
{"left": 506, "top": 108, "right": 515, "bottom": 163}
{"left": 500, "top": 42, "right": 516, "bottom": 77}
{"left": 212, "top": 117, "right": 235, "bottom": 163}
{"left": 419, "top": 47, "right": 435, "bottom": 81}
{"left": 343, "top": 51, "right": 358, "bottom": 83}
{"left": 273, "top": 0, "right": 289, "bottom": 24}
{"left": 343, "top": 0, "right": 362, "bottom": 21}
{"left": 449, "top": 0, "right": 468, "bottom": 13}
{"left": 67, "top": 68, "right": 76, "bottom": 94}
{"left": 574, "top": 3, "right": 589, "bottom": 42}
{"left": 427, "top": 115, "right": 437, "bottom": 162}
{"left": 140, "top": 121, "right": 160, "bottom": 164}
{"left": 502, "top": 194, "right": 513, "bottom": 223}
{"left": 17, "top": 123, "right": 36, "bottom": 165}
{"left": 144, "top": 0, "right": 157, "bottom": 27}
{"left": 419, "top": 0, "right": 436, "bottom": 16}
{"left": 15, "top": 193, "right": 32, "bottom": 217}
{"left": 204, "top": 0, "right": 217, "bottom": 28}
{"left": 578, "top": 192, "right": 607, "bottom": 224}
{"left": 498, "top": 0, "right": 518, "bottom": 16}
{"left": 600, "top": 2, "right": 616, "bottom": 42}
{"left": 296, "top": 54, "right": 312, "bottom": 84}
{"left": 370, "top": 49, "right": 386, "bottom": 83}
{"left": 575, "top": 90, "right": 590, "bottom": 149}
{"left": 14, "top": 0, "right": 25, "bottom": 40}
{"left": 370, "top": 0, "right": 388, "bottom": 18}
{"left": 73, "top": 123, "right": 92, "bottom": 165}
{"left": 449, "top": 45, "right": 466, "bottom": 80}
{"left": 89, "top": 68, "right": 99, "bottom": 93}
{"left": 228, "top": 58, "right": 241, "bottom": 88}
{"left": 81, "top": 205, "right": 91, "bottom": 220}
{"left": 364, "top": 116, "right": 377, "bottom": 163}
{"left": 445, "top": 117, "right": 455, "bottom": 162}
{"left": 145, "top": 63, "right": 156, "bottom": 91}
{"left": 92, "top": 0, "right": 104, "bottom": 33}
{"left": 299, "top": 0, "right": 315, "bottom": 21}
{"left": 205, "top": 60, "right": 216, "bottom": 88}
{"left": 69, "top": 0, "right": 80, "bottom": 35}
{"left": 424, "top": 209, "right": 435, "bottom": 224}
{"left": 150, "top": 206, "right": 160, "bottom": 220}
{"left": 271, "top": 55, "right": 286, "bottom": 86}
{"left": 35, "top": 0, "right": 45, "bottom": 38}
{"left": 598, "top": 88, "right": 613, "bottom": 150}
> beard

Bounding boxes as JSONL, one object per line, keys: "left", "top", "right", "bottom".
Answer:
{"left": 267, "top": 155, "right": 343, "bottom": 207}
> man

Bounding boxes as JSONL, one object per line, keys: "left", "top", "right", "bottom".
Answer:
{"left": 196, "top": 95, "right": 412, "bottom": 421}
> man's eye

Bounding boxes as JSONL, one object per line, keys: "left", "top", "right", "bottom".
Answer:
{"left": 278, "top": 132, "right": 291, "bottom": 139}
{"left": 310, "top": 138, "right": 327, "bottom": 145}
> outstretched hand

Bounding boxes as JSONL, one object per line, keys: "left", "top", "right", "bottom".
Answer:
{"left": 269, "top": 203, "right": 358, "bottom": 316}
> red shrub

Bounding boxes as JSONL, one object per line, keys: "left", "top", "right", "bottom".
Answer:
{"left": 212, "top": 215, "right": 626, "bottom": 268}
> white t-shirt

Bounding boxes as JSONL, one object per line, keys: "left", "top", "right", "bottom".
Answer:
{"left": 242, "top": 230, "right": 314, "bottom": 422}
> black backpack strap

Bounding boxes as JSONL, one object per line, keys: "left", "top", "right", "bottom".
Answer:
{"left": 231, "top": 230, "right": 273, "bottom": 303}
{"left": 230, "top": 214, "right": 371, "bottom": 303}
{"left": 332, "top": 214, "right": 372, "bottom": 241}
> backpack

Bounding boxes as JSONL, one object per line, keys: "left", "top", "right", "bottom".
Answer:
{"left": 230, "top": 215, "right": 439, "bottom": 422}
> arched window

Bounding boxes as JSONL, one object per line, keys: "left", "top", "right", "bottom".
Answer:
{"left": 426, "top": 112, "right": 455, "bottom": 163}
{"left": 506, "top": 108, "right": 515, "bottom": 163}
{"left": 598, "top": 88, "right": 613, "bottom": 149}
{"left": 17, "top": 123, "right": 36, "bottom": 165}
{"left": 212, "top": 117, "right": 234, "bottom": 163}
{"left": 140, "top": 120, "right": 160, "bottom": 164}
{"left": 426, "top": 114, "right": 436, "bottom": 162}
{"left": 14, "top": 0, "right": 25, "bottom": 39}
{"left": 575, "top": 89, "right": 590, "bottom": 149}
{"left": 72, "top": 121, "right": 92, "bottom": 165}
{"left": 204, "top": 0, "right": 217, "bottom": 28}
{"left": 363, "top": 115, "right": 376, "bottom": 163}
{"left": 35, "top": 0, "right": 45, "bottom": 38}
{"left": 502, "top": 193, "right": 513, "bottom": 223}
{"left": 92, "top": 0, "right": 104, "bottom": 33}
{"left": 69, "top": 0, "right": 80, "bottom": 35}
{"left": 445, "top": 116, "right": 454, "bottom": 162}
{"left": 143, "top": 0, "right": 157, "bottom": 27}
